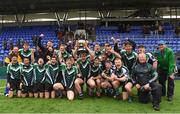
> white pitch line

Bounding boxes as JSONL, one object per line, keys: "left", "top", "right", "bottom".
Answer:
{"left": 0, "top": 86, "right": 5, "bottom": 89}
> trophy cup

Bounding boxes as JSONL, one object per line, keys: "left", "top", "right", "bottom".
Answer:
{"left": 77, "top": 39, "right": 88, "bottom": 55}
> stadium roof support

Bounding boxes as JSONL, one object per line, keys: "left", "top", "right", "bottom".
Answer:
{"left": 0, "top": 0, "right": 179, "bottom": 15}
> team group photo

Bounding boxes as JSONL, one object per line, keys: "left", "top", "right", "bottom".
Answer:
{"left": 0, "top": 0, "right": 179, "bottom": 113}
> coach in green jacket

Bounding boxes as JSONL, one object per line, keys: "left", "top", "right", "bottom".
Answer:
{"left": 155, "top": 40, "right": 176, "bottom": 101}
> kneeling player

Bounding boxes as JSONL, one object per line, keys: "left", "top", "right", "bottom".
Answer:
{"left": 132, "top": 53, "right": 162, "bottom": 111}
{"left": 7, "top": 55, "right": 21, "bottom": 98}
{"left": 21, "top": 57, "right": 34, "bottom": 98}
{"left": 87, "top": 57, "right": 102, "bottom": 97}
{"left": 33, "top": 58, "right": 46, "bottom": 98}
{"left": 101, "top": 61, "right": 115, "bottom": 96}
{"left": 112, "top": 58, "right": 129, "bottom": 100}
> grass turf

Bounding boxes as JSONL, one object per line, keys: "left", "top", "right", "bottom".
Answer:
{"left": 0, "top": 80, "right": 179, "bottom": 113}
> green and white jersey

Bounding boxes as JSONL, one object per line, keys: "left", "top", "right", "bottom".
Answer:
{"left": 61, "top": 64, "right": 78, "bottom": 89}
{"left": 102, "top": 68, "right": 114, "bottom": 79}
{"left": 114, "top": 66, "right": 129, "bottom": 79}
{"left": 55, "top": 50, "right": 71, "bottom": 61}
{"left": 7, "top": 63, "right": 21, "bottom": 82}
{"left": 45, "top": 63, "right": 59, "bottom": 84}
{"left": 21, "top": 64, "right": 34, "bottom": 86}
{"left": 77, "top": 58, "right": 91, "bottom": 79}
{"left": 107, "top": 53, "right": 116, "bottom": 62}
{"left": 91, "top": 64, "right": 102, "bottom": 77}
{"left": 120, "top": 50, "right": 138, "bottom": 74}
{"left": 19, "top": 49, "right": 32, "bottom": 60}
{"left": 33, "top": 63, "right": 47, "bottom": 84}
{"left": 94, "top": 51, "right": 102, "bottom": 58}
{"left": 146, "top": 52, "right": 157, "bottom": 65}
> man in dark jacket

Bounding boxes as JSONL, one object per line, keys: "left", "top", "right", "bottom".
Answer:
{"left": 132, "top": 53, "right": 162, "bottom": 111}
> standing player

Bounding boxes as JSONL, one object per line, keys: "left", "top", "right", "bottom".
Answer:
{"left": 61, "top": 57, "right": 78, "bottom": 100}
{"left": 7, "top": 54, "right": 21, "bottom": 98}
{"left": 75, "top": 52, "right": 91, "bottom": 99}
{"left": 33, "top": 58, "right": 46, "bottom": 98}
{"left": 74, "top": 42, "right": 94, "bottom": 99}
{"left": 55, "top": 44, "right": 71, "bottom": 63}
{"left": 19, "top": 42, "right": 32, "bottom": 61}
{"left": 137, "top": 45, "right": 157, "bottom": 69}
{"left": 44, "top": 56, "right": 60, "bottom": 99}
{"left": 94, "top": 43, "right": 102, "bottom": 58}
{"left": 105, "top": 45, "right": 121, "bottom": 63}
{"left": 21, "top": 57, "right": 34, "bottom": 98}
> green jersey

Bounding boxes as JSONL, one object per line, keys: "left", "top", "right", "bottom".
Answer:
{"left": 114, "top": 66, "right": 129, "bottom": 80}
{"left": 77, "top": 58, "right": 91, "bottom": 79}
{"left": 91, "top": 64, "right": 102, "bottom": 77}
{"left": 120, "top": 50, "right": 138, "bottom": 74}
{"left": 95, "top": 51, "right": 102, "bottom": 58}
{"left": 45, "top": 63, "right": 59, "bottom": 84}
{"left": 7, "top": 63, "right": 21, "bottom": 83}
{"left": 107, "top": 53, "right": 116, "bottom": 62}
{"left": 21, "top": 64, "right": 34, "bottom": 86}
{"left": 19, "top": 49, "right": 32, "bottom": 61}
{"left": 102, "top": 68, "right": 114, "bottom": 79}
{"left": 61, "top": 64, "right": 78, "bottom": 89}
{"left": 145, "top": 52, "right": 157, "bottom": 65}
{"left": 33, "top": 63, "right": 47, "bottom": 84}
{"left": 55, "top": 50, "right": 71, "bottom": 61}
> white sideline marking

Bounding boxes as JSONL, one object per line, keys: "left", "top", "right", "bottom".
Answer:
{"left": 0, "top": 86, "right": 5, "bottom": 89}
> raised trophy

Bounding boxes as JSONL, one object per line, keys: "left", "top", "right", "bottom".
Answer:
{"left": 74, "top": 30, "right": 88, "bottom": 54}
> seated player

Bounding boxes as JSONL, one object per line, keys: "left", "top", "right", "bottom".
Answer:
{"left": 101, "top": 60, "right": 115, "bottom": 96}
{"left": 33, "top": 58, "right": 46, "bottom": 98}
{"left": 88, "top": 57, "right": 102, "bottom": 97}
{"left": 112, "top": 58, "right": 129, "bottom": 100}
{"left": 21, "top": 57, "right": 34, "bottom": 98}
{"left": 44, "top": 56, "right": 60, "bottom": 99}
{"left": 7, "top": 54, "right": 21, "bottom": 98}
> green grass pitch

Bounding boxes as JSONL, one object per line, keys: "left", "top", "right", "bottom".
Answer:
{"left": 0, "top": 80, "right": 179, "bottom": 113}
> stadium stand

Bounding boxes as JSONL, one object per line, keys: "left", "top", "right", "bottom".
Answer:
{"left": 0, "top": 23, "right": 179, "bottom": 65}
